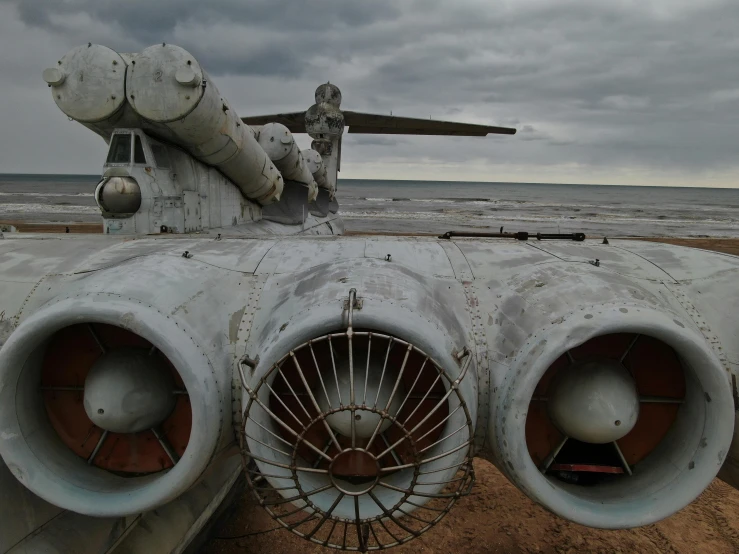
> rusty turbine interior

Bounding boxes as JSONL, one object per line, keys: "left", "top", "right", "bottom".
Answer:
{"left": 526, "top": 333, "right": 685, "bottom": 484}
{"left": 41, "top": 323, "right": 191, "bottom": 474}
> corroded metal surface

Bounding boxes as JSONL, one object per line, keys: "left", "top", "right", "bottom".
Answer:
{"left": 0, "top": 232, "right": 737, "bottom": 552}
{"left": 240, "top": 290, "right": 475, "bottom": 550}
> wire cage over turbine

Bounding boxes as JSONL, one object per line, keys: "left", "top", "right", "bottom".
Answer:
{"left": 239, "top": 292, "right": 475, "bottom": 551}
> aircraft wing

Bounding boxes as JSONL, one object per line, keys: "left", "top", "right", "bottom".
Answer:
{"left": 343, "top": 110, "right": 517, "bottom": 136}
{"left": 241, "top": 110, "right": 517, "bottom": 136}
{"left": 241, "top": 111, "right": 307, "bottom": 133}
{"left": 1, "top": 233, "right": 738, "bottom": 551}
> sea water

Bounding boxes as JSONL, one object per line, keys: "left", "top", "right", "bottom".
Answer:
{"left": 1, "top": 174, "right": 738, "bottom": 237}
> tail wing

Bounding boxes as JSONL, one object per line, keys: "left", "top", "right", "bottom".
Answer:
{"left": 343, "top": 111, "right": 516, "bottom": 136}
{"left": 241, "top": 111, "right": 306, "bottom": 133}
{"left": 242, "top": 110, "right": 516, "bottom": 136}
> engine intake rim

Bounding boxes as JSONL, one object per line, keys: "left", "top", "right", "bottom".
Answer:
{"left": 0, "top": 294, "right": 222, "bottom": 517}
{"left": 495, "top": 305, "right": 735, "bottom": 529}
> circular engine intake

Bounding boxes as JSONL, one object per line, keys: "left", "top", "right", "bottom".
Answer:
{"left": 528, "top": 333, "right": 685, "bottom": 481}
{"left": 495, "top": 306, "right": 734, "bottom": 528}
{"left": 0, "top": 295, "right": 223, "bottom": 517}
{"left": 241, "top": 328, "right": 475, "bottom": 550}
{"left": 41, "top": 323, "right": 191, "bottom": 474}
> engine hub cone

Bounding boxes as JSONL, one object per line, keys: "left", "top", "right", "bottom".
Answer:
{"left": 548, "top": 359, "right": 639, "bottom": 444}
{"left": 84, "top": 349, "right": 176, "bottom": 433}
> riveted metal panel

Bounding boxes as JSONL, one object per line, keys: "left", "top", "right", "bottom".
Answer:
{"left": 614, "top": 240, "right": 739, "bottom": 281}
{"left": 364, "top": 238, "right": 456, "bottom": 278}
{"left": 174, "top": 239, "right": 279, "bottom": 274}
{"left": 529, "top": 241, "right": 680, "bottom": 282}
{"left": 438, "top": 240, "right": 474, "bottom": 281}
{"left": 453, "top": 240, "right": 555, "bottom": 280}
{"left": 183, "top": 191, "right": 202, "bottom": 233}
{"left": 256, "top": 238, "right": 363, "bottom": 275}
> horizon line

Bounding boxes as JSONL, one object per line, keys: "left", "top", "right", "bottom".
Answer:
{"left": 0, "top": 173, "right": 737, "bottom": 190}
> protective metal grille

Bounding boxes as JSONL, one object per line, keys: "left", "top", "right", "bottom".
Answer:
{"left": 239, "top": 294, "right": 475, "bottom": 551}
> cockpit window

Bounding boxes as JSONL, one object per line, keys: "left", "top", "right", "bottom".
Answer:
{"left": 150, "top": 144, "right": 170, "bottom": 168}
{"left": 106, "top": 134, "right": 131, "bottom": 164}
{"left": 134, "top": 135, "right": 147, "bottom": 164}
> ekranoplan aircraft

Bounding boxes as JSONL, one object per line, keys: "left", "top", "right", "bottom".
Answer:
{"left": 0, "top": 43, "right": 737, "bottom": 553}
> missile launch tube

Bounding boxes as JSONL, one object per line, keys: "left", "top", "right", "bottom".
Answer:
{"left": 258, "top": 122, "right": 318, "bottom": 198}
{"left": 126, "top": 44, "right": 283, "bottom": 204}
{"left": 302, "top": 149, "right": 333, "bottom": 195}
{"left": 43, "top": 44, "right": 150, "bottom": 141}
{"left": 44, "top": 44, "right": 126, "bottom": 123}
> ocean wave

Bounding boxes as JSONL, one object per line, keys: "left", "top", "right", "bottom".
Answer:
{"left": 0, "top": 192, "right": 93, "bottom": 197}
{"left": 340, "top": 209, "right": 739, "bottom": 228}
{"left": 342, "top": 196, "right": 739, "bottom": 215}
{"left": 0, "top": 203, "right": 99, "bottom": 214}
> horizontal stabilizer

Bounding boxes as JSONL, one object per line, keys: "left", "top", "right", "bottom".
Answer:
{"left": 343, "top": 111, "right": 516, "bottom": 136}
{"left": 241, "top": 112, "right": 306, "bottom": 133}
{"left": 242, "top": 111, "right": 517, "bottom": 136}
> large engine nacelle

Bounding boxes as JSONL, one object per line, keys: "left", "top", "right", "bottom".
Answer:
{"left": 489, "top": 296, "right": 734, "bottom": 528}
{"left": 0, "top": 295, "right": 225, "bottom": 517}
{"left": 1, "top": 235, "right": 736, "bottom": 550}
{"left": 240, "top": 261, "right": 478, "bottom": 549}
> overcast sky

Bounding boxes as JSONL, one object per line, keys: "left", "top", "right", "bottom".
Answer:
{"left": 0, "top": 0, "right": 737, "bottom": 187}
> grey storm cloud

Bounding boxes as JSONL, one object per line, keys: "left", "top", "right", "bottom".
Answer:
{"left": 1, "top": 0, "right": 739, "bottom": 186}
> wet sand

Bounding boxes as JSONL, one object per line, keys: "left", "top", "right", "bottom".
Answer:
{"left": 636, "top": 237, "right": 739, "bottom": 257}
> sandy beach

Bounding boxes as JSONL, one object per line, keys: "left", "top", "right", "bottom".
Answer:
{"left": 204, "top": 456, "right": 739, "bottom": 554}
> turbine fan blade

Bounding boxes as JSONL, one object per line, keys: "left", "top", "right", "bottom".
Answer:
{"left": 241, "top": 111, "right": 307, "bottom": 133}
{"left": 343, "top": 111, "right": 517, "bottom": 136}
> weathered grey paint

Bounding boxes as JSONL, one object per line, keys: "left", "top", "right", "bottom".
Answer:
{"left": 302, "top": 148, "right": 332, "bottom": 194}
{"left": 257, "top": 122, "right": 318, "bottom": 199}
{"left": 1, "top": 454, "right": 241, "bottom": 554}
{"left": 44, "top": 44, "right": 342, "bottom": 239}
{"left": 126, "top": 44, "right": 284, "bottom": 204}
{"left": 0, "top": 235, "right": 736, "bottom": 546}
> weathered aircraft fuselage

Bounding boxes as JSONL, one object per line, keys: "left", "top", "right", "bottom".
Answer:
{"left": 2, "top": 39, "right": 737, "bottom": 553}
{"left": 0, "top": 234, "right": 737, "bottom": 551}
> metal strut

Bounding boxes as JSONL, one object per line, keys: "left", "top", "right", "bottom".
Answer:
{"left": 439, "top": 230, "right": 586, "bottom": 241}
